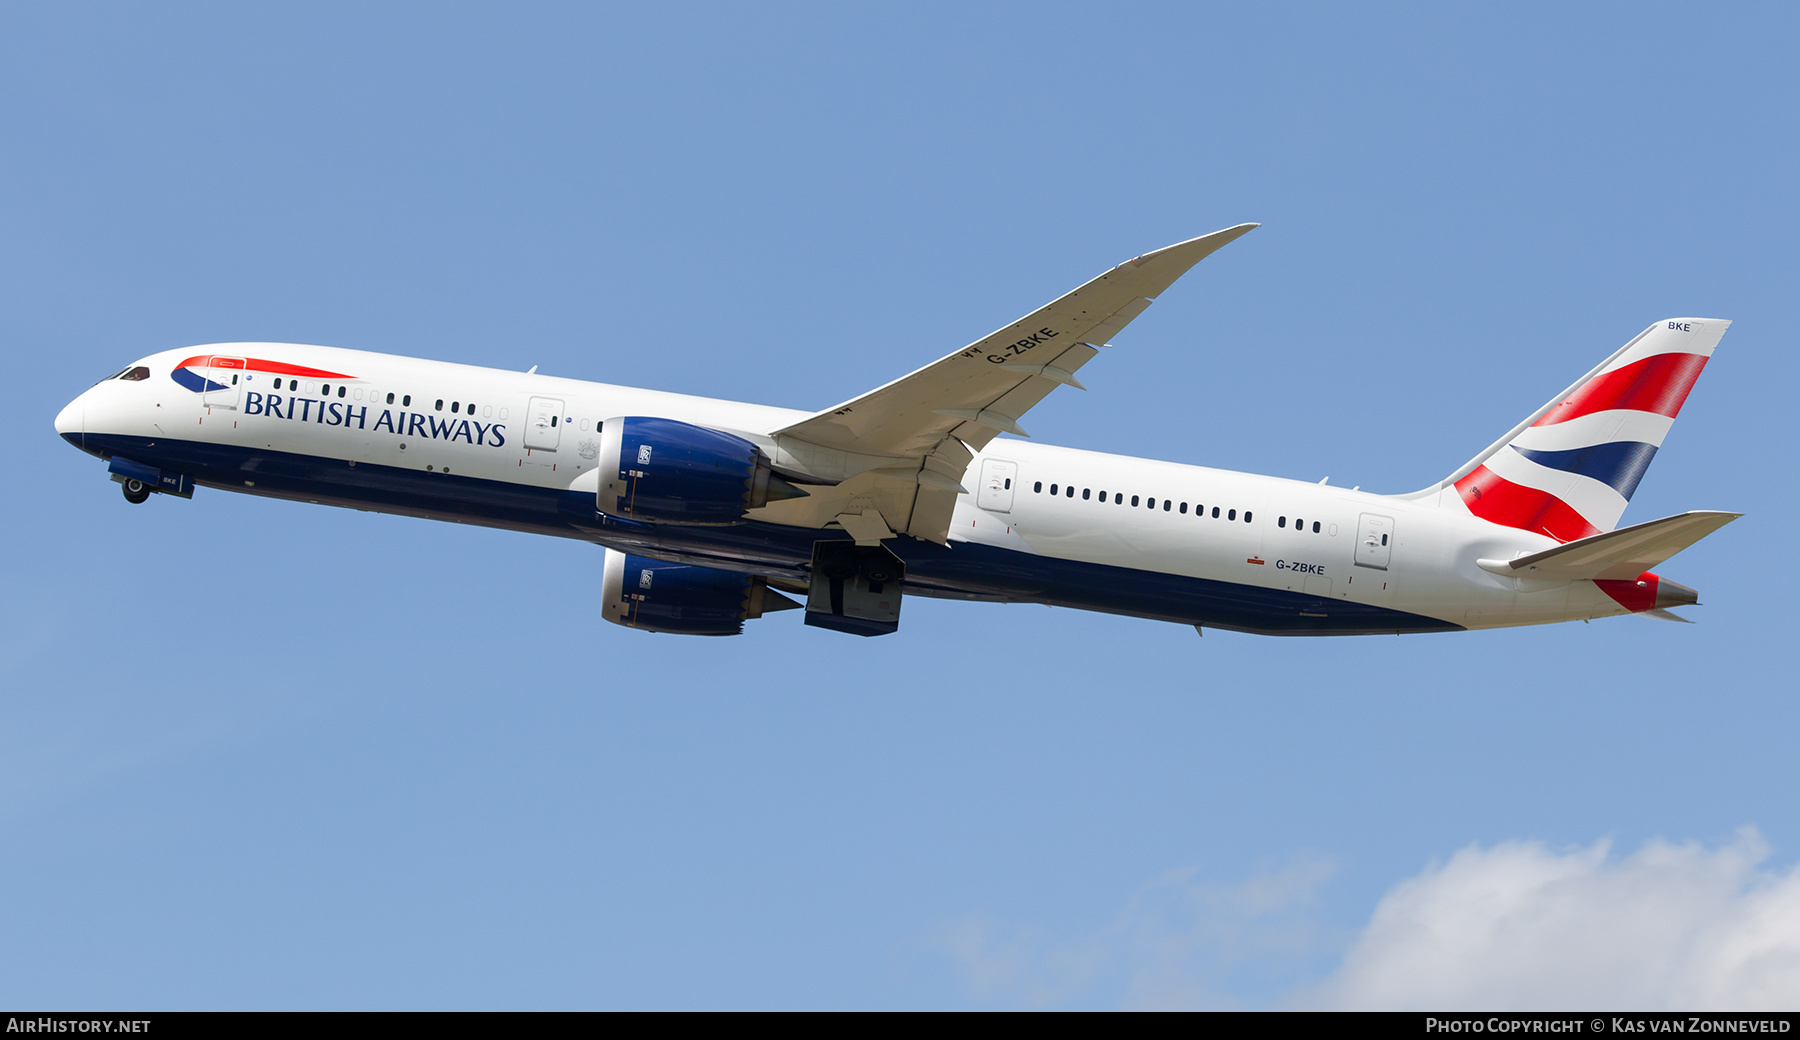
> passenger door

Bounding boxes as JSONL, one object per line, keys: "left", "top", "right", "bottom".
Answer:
{"left": 525, "top": 396, "right": 564, "bottom": 452}
{"left": 203, "top": 355, "right": 245, "bottom": 410}
{"left": 977, "top": 458, "right": 1017, "bottom": 513}
{"left": 1355, "top": 513, "right": 1394, "bottom": 570}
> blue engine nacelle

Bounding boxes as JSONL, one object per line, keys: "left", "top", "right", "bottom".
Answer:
{"left": 601, "top": 549, "right": 801, "bottom": 636}
{"left": 597, "top": 416, "right": 805, "bottom": 524}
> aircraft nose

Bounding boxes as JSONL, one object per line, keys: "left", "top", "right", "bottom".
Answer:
{"left": 54, "top": 395, "right": 83, "bottom": 443}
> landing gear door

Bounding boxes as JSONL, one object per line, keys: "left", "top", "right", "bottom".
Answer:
{"left": 525, "top": 397, "right": 564, "bottom": 452}
{"left": 1355, "top": 513, "right": 1393, "bottom": 570}
{"left": 204, "top": 356, "right": 245, "bottom": 410}
{"left": 977, "top": 458, "right": 1017, "bottom": 513}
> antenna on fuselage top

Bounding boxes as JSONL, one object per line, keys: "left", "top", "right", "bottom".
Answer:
{"left": 526, "top": 365, "right": 538, "bottom": 374}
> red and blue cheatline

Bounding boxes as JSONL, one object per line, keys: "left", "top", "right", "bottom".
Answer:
{"left": 169, "top": 354, "right": 354, "bottom": 394}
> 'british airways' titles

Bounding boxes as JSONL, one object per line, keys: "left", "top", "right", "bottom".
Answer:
{"left": 242, "top": 392, "right": 507, "bottom": 447}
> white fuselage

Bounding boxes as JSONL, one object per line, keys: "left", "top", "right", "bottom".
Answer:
{"left": 57, "top": 343, "right": 1644, "bottom": 635}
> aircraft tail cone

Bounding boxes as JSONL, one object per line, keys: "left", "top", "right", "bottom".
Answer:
{"left": 1656, "top": 578, "right": 1700, "bottom": 610}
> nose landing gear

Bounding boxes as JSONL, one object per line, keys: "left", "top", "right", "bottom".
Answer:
{"left": 106, "top": 458, "right": 193, "bottom": 502}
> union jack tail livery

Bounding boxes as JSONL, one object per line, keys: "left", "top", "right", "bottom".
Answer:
{"left": 1433, "top": 318, "right": 1728, "bottom": 543}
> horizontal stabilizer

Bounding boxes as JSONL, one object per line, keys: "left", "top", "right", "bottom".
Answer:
{"left": 1483, "top": 510, "right": 1741, "bottom": 581}
{"left": 1641, "top": 608, "right": 1694, "bottom": 623}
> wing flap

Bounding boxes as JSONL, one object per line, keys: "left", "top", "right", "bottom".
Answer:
{"left": 1078, "top": 297, "right": 1153, "bottom": 348}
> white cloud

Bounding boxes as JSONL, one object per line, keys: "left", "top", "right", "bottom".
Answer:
{"left": 935, "top": 830, "right": 1800, "bottom": 1010}
{"left": 1306, "top": 828, "right": 1800, "bottom": 1010}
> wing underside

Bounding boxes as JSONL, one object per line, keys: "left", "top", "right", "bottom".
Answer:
{"left": 760, "top": 224, "right": 1258, "bottom": 543}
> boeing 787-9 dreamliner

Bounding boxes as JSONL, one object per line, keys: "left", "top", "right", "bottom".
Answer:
{"left": 55, "top": 225, "right": 1738, "bottom": 637}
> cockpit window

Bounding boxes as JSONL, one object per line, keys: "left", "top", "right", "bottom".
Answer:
{"left": 118, "top": 366, "right": 150, "bottom": 381}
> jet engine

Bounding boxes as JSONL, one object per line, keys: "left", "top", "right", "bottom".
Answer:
{"left": 597, "top": 416, "right": 805, "bottom": 524}
{"left": 600, "top": 548, "right": 801, "bottom": 636}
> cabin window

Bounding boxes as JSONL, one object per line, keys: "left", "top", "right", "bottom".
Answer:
{"left": 1179, "top": 502, "right": 1187, "bottom": 514}
{"left": 1082, "top": 488, "right": 1090, "bottom": 500}
{"left": 1005, "top": 479, "right": 1012, "bottom": 489}
{"left": 386, "top": 393, "right": 395, "bottom": 404}
{"left": 468, "top": 402, "right": 477, "bottom": 413}
{"left": 1244, "top": 511, "right": 1252, "bottom": 523}
{"left": 1131, "top": 495, "right": 1139, "bottom": 507}
{"left": 1382, "top": 534, "right": 1388, "bottom": 545}
{"left": 321, "top": 384, "right": 330, "bottom": 395}
{"left": 1228, "top": 509, "right": 1236, "bottom": 520}
{"left": 1163, "top": 500, "right": 1172, "bottom": 511}
{"left": 551, "top": 416, "right": 558, "bottom": 427}
{"left": 435, "top": 399, "right": 444, "bottom": 411}
{"left": 403, "top": 395, "right": 412, "bottom": 407}
{"left": 337, "top": 385, "right": 346, "bottom": 398}
{"left": 1313, "top": 521, "right": 1321, "bottom": 533}
{"left": 1050, "top": 484, "right": 1058, "bottom": 495}
{"left": 1279, "top": 516, "right": 1287, "bottom": 528}
{"left": 1066, "top": 485, "right": 1074, "bottom": 498}
{"left": 451, "top": 401, "right": 460, "bottom": 413}
{"left": 1114, "top": 493, "right": 1122, "bottom": 504}
{"left": 1212, "top": 507, "right": 1220, "bottom": 518}
{"left": 1098, "top": 489, "right": 1107, "bottom": 501}
{"left": 1034, "top": 481, "right": 1042, "bottom": 493}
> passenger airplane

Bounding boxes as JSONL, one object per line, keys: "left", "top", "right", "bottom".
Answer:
{"left": 54, "top": 224, "right": 1739, "bottom": 637}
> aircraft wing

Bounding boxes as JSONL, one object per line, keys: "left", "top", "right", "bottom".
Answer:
{"left": 778, "top": 223, "right": 1258, "bottom": 457}
{"left": 762, "top": 224, "right": 1258, "bottom": 542}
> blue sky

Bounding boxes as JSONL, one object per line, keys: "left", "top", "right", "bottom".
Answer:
{"left": 4, "top": 2, "right": 1798, "bottom": 1009}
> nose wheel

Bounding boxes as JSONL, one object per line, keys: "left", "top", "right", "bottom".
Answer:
{"left": 121, "top": 479, "right": 151, "bottom": 504}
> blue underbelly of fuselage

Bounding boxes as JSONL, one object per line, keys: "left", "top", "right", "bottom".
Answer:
{"left": 71, "top": 432, "right": 1462, "bottom": 636}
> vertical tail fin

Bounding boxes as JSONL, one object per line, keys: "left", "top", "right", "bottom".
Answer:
{"left": 1415, "top": 318, "right": 1729, "bottom": 542}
